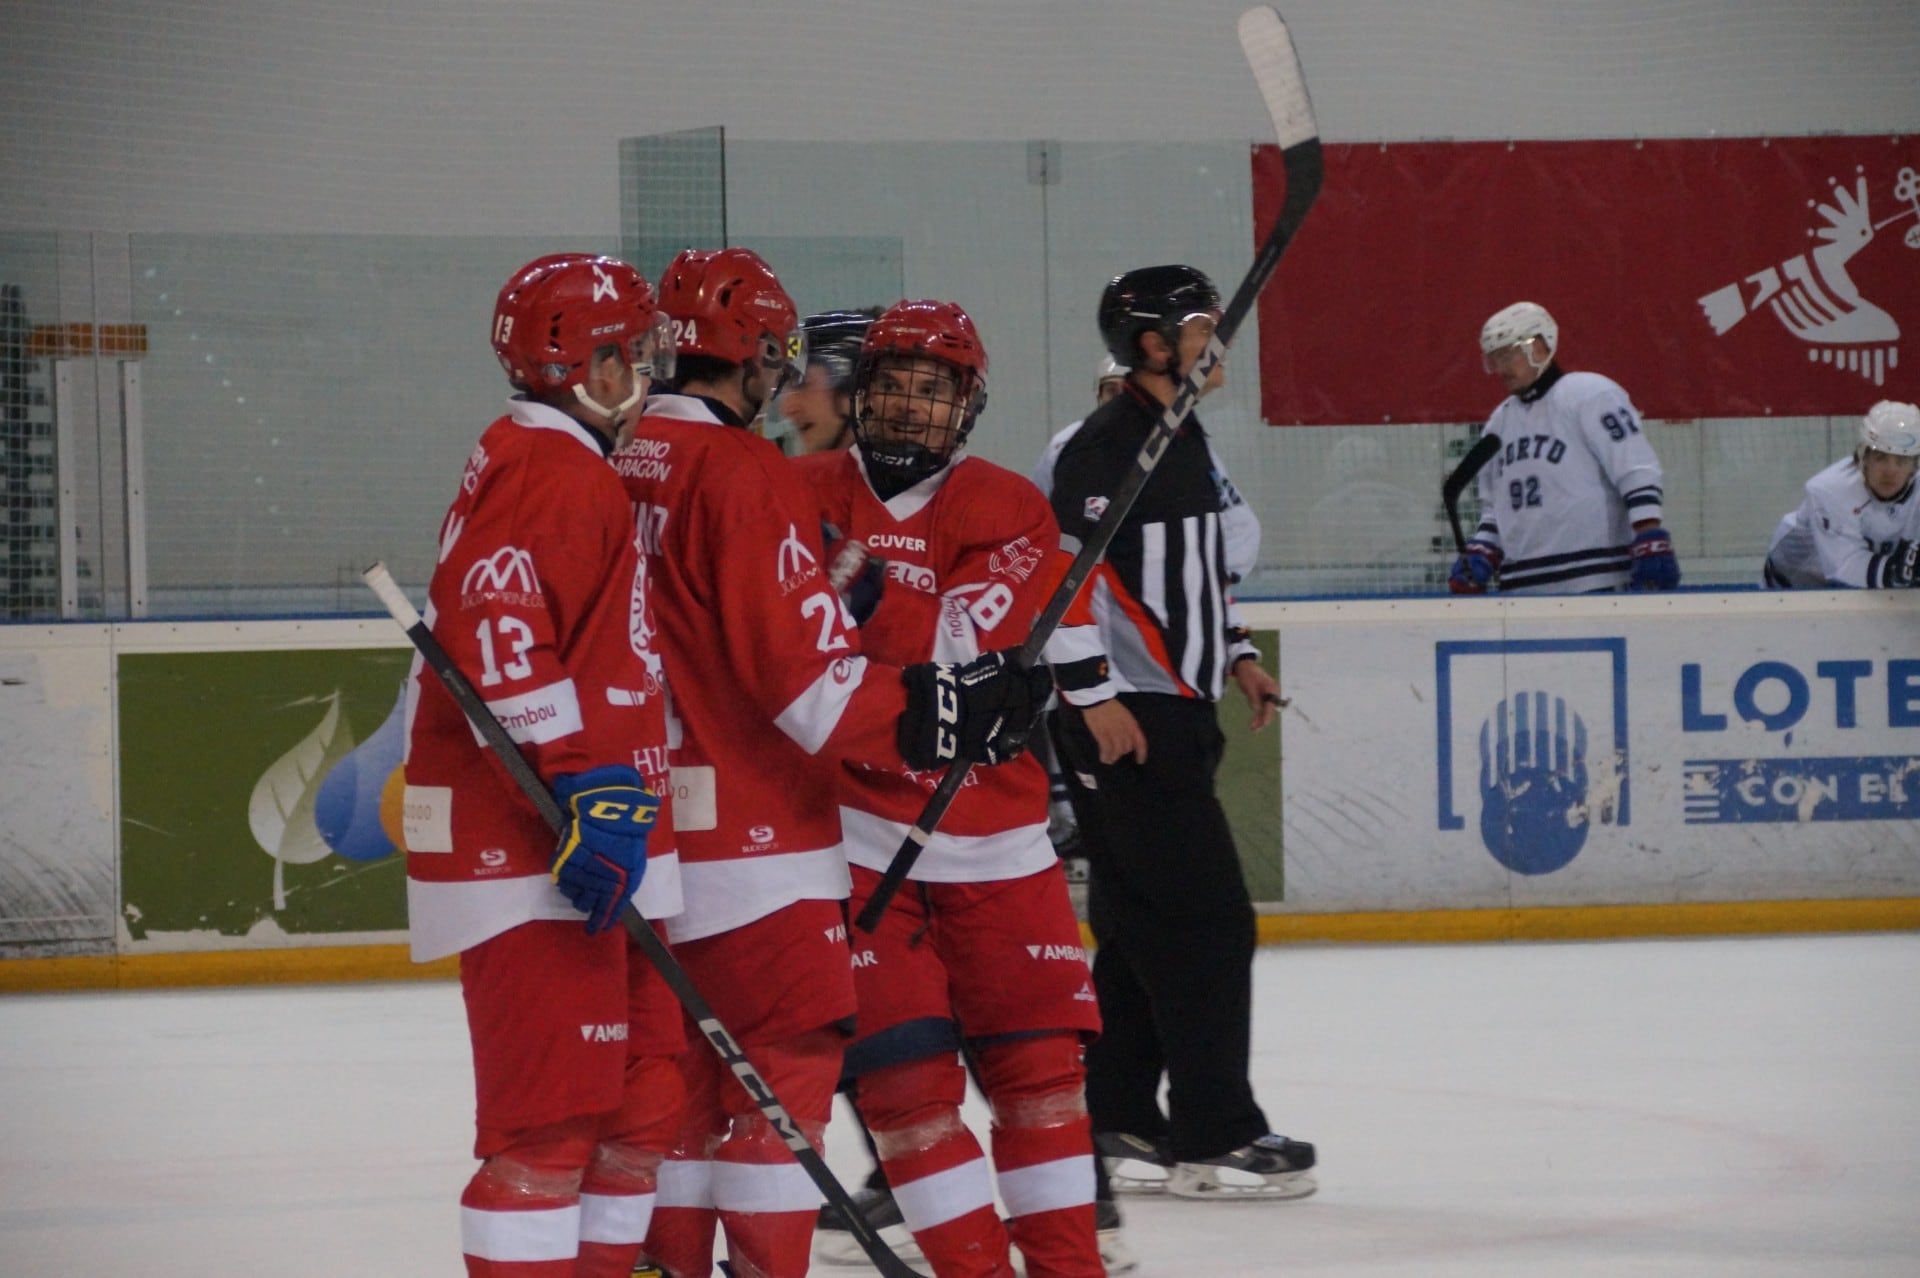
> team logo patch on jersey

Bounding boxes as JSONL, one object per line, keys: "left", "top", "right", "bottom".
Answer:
{"left": 989, "top": 535, "right": 1042, "bottom": 582}
{"left": 460, "top": 546, "right": 542, "bottom": 609}
{"left": 1084, "top": 496, "right": 1110, "bottom": 522}
{"left": 776, "top": 523, "right": 822, "bottom": 594}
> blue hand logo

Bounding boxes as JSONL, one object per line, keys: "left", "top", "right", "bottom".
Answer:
{"left": 1478, "top": 691, "right": 1589, "bottom": 874}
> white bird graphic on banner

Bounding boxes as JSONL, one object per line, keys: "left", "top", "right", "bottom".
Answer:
{"left": 1697, "top": 168, "right": 1919, "bottom": 387}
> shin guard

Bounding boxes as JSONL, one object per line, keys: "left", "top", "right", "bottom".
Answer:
{"left": 643, "top": 1046, "right": 723, "bottom": 1278}
{"left": 710, "top": 1027, "right": 842, "bottom": 1278}
{"left": 974, "top": 1035, "right": 1100, "bottom": 1278}
{"left": 578, "top": 1051, "right": 683, "bottom": 1278}
{"left": 857, "top": 1054, "right": 1014, "bottom": 1278}
{"left": 461, "top": 1116, "right": 598, "bottom": 1278}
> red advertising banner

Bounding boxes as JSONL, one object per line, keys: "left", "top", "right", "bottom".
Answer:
{"left": 1253, "top": 137, "right": 1920, "bottom": 425}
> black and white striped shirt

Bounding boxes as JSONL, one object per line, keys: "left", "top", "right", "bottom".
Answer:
{"left": 1045, "top": 387, "right": 1259, "bottom": 702}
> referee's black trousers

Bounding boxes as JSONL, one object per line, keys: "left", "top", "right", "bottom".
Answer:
{"left": 1066, "top": 691, "right": 1268, "bottom": 1163}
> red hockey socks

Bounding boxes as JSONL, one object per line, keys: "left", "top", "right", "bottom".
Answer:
{"left": 461, "top": 1116, "right": 598, "bottom": 1277}
{"left": 974, "top": 1034, "right": 1101, "bottom": 1278}
{"left": 709, "top": 1027, "right": 842, "bottom": 1278}
{"left": 642, "top": 1046, "right": 722, "bottom": 1278}
{"left": 857, "top": 1054, "right": 1015, "bottom": 1278}
{"left": 577, "top": 1051, "right": 683, "bottom": 1278}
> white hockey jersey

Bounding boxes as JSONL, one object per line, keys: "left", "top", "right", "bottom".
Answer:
{"left": 1763, "top": 457, "right": 1920, "bottom": 588}
{"left": 1471, "top": 368, "right": 1665, "bottom": 594}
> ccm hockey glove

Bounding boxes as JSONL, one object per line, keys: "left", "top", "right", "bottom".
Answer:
{"left": 1883, "top": 539, "right": 1920, "bottom": 588}
{"left": 899, "top": 651, "right": 1054, "bottom": 770}
{"left": 550, "top": 765, "right": 658, "bottom": 934}
{"left": 1448, "top": 541, "right": 1502, "bottom": 594}
{"left": 1629, "top": 527, "right": 1681, "bottom": 590}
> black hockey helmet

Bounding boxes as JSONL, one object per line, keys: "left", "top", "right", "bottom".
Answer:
{"left": 1097, "top": 264, "right": 1222, "bottom": 369}
{"left": 794, "top": 308, "right": 878, "bottom": 393}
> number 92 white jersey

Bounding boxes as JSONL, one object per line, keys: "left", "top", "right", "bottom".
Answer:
{"left": 1472, "top": 369, "right": 1665, "bottom": 594}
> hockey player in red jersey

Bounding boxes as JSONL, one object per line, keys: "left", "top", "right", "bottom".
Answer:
{"left": 402, "top": 253, "right": 686, "bottom": 1278}
{"left": 794, "top": 300, "right": 1104, "bottom": 1278}
{"left": 615, "top": 253, "right": 1049, "bottom": 1278}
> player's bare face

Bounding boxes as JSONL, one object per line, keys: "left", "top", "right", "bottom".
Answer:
{"left": 1175, "top": 312, "right": 1227, "bottom": 396}
{"left": 1484, "top": 340, "right": 1545, "bottom": 394}
{"left": 777, "top": 366, "right": 852, "bottom": 453}
{"left": 1096, "top": 376, "right": 1127, "bottom": 406}
{"left": 1861, "top": 448, "right": 1918, "bottom": 501}
{"left": 865, "top": 357, "right": 966, "bottom": 456}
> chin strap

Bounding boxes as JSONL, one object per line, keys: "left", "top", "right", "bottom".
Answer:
{"left": 572, "top": 368, "right": 650, "bottom": 422}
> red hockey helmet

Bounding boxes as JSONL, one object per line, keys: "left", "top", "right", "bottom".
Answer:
{"left": 852, "top": 300, "right": 990, "bottom": 494}
{"left": 656, "top": 247, "right": 799, "bottom": 369}
{"left": 491, "top": 253, "right": 671, "bottom": 402}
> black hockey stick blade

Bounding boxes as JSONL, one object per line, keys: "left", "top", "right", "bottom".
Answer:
{"left": 855, "top": 7, "right": 1321, "bottom": 934}
{"left": 361, "top": 563, "right": 922, "bottom": 1278}
{"left": 1442, "top": 432, "right": 1502, "bottom": 554}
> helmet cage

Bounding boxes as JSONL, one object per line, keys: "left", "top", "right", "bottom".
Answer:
{"left": 851, "top": 300, "right": 989, "bottom": 491}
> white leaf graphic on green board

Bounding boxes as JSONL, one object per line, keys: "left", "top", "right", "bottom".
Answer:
{"left": 248, "top": 691, "right": 358, "bottom": 909}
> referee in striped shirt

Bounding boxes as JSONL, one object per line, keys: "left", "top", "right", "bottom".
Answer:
{"left": 1044, "top": 264, "right": 1316, "bottom": 1198}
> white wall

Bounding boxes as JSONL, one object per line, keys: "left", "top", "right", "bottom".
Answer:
{"left": 3, "top": 0, "right": 1916, "bottom": 235}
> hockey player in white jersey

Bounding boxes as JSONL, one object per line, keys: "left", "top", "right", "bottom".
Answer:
{"left": 1764, "top": 400, "right": 1920, "bottom": 589}
{"left": 1449, "top": 301, "right": 1680, "bottom": 594}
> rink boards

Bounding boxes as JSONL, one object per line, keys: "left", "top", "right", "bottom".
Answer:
{"left": 3, "top": 591, "right": 1917, "bottom": 988}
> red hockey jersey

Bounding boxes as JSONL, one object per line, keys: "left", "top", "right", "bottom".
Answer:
{"left": 795, "top": 449, "right": 1055, "bottom": 883}
{"left": 402, "top": 400, "right": 680, "bottom": 962}
{"left": 615, "top": 395, "right": 910, "bottom": 942}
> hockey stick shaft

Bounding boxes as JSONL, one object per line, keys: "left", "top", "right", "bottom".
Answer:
{"left": 855, "top": 6, "right": 1321, "bottom": 934}
{"left": 362, "top": 563, "right": 920, "bottom": 1278}
{"left": 1442, "top": 432, "right": 1502, "bottom": 554}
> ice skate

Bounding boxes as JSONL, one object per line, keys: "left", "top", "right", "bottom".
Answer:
{"left": 1094, "top": 1130, "right": 1174, "bottom": 1195}
{"left": 1165, "top": 1134, "right": 1318, "bottom": 1200}
{"left": 812, "top": 1185, "right": 929, "bottom": 1270}
{"left": 1093, "top": 1197, "right": 1139, "bottom": 1274}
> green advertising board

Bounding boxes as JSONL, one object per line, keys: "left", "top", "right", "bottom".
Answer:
{"left": 118, "top": 648, "right": 416, "bottom": 943}
{"left": 112, "top": 629, "right": 1284, "bottom": 949}
{"left": 1217, "top": 631, "right": 1283, "bottom": 901}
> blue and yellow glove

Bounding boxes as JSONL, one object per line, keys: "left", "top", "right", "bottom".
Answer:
{"left": 550, "top": 765, "right": 658, "bottom": 934}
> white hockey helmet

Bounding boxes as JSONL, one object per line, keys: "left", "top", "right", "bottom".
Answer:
{"left": 1479, "top": 301, "right": 1558, "bottom": 371}
{"left": 1096, "top": 354, "right": 1128, "bottom": 391}
{"left": 1859, "top": 400, "right": 1920, "bottom": 457}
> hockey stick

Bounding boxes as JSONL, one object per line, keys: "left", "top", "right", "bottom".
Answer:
{"left": 362, "top": 563, "right": 921, "bottom": 1278}
{"left": 1442, "top": 432, "right": 1502, "bottom": 554}
{"left": 855, "top": 5, "right": 1321, "bottom": 933}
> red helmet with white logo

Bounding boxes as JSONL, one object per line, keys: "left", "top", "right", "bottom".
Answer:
{"left": 491, "top": 254, "right": 668, "bottom": 403}
{"left": 656, "top": 247, "right": 799, "bottom": 367}
{"left": 852, "top": 300, "right": 990, "bottom": 495}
